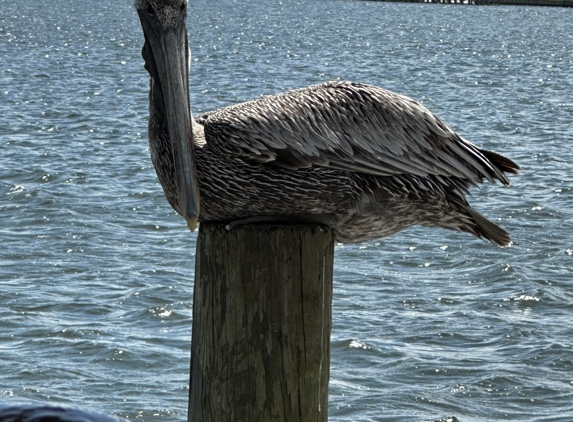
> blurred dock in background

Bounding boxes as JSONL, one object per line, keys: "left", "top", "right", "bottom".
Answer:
{"left": 370, "top": 0, "right": 573, "bottom": 7}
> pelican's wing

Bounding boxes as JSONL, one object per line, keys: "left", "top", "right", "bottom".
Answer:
{"left": 196, "top": 81, "right": 519, "bottom": 185}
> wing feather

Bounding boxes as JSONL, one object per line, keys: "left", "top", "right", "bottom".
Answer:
{"left": 196, "top": 81, "right": 519, "bottom": 184}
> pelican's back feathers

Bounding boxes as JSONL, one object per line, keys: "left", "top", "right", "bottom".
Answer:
{"left": 196, "top": 81, "right": 520, "bottom": 185}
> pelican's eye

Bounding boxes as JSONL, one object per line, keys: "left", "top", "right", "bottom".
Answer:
{"left": 146, "top": 4, "right": 155, "bottom": 15}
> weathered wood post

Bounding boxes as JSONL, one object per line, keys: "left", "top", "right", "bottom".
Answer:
{"left": 189, "top": 223, "right": 334, "bottom": 422}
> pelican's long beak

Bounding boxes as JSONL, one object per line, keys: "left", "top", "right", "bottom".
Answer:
{"left": 137, "top": 7, "right": 200, "bottom": 231}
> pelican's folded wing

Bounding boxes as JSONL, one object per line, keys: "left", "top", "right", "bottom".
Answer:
{"left": 196, "top": 81, "right": 520, "bottom": 185}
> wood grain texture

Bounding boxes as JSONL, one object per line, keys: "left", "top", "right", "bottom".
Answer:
{"left": 189, "top": 223, "right": 334, "bottom": 422}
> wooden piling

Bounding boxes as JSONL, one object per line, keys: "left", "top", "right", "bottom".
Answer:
{"left": 189, "top": 223, "right": 334, "bottom": 422}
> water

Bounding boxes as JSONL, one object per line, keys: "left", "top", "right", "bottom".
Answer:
{"left": 1, "top": 0, "right": 572, "bottom": 420}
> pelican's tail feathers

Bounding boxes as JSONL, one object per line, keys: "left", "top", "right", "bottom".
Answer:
{"left": 463, "top": 204, "right": 512, "bottom": 247}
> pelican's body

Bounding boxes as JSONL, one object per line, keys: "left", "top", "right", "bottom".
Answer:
{"left": 137, "top": 0, "right": 519, "bottom": 245}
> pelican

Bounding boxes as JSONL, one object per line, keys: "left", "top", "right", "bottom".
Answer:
{"left": 135, "top": 0, "right": 519, "bottom": 246}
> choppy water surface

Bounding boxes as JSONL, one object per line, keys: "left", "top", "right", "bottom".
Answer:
{"left": 1, "top": 0, "right": 573, "bottom": 420}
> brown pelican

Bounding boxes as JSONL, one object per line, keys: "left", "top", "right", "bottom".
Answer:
{"left": 135, "top": 0, "right": 520, "bottom": 246}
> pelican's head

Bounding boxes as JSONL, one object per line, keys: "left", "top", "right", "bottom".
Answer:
{"left": 135, "top": 0, "right": 200, "bottom": 232}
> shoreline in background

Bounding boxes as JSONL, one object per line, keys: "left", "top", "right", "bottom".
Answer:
{"left": 365, "top": 0, "right": 573, "bottom": 7}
